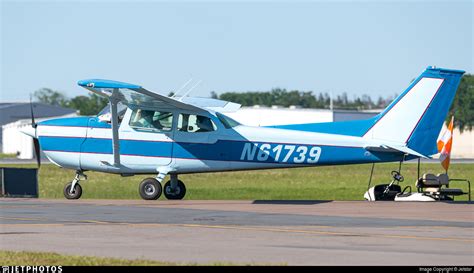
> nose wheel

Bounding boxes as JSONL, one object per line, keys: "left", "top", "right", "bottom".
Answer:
{"left": 63, "top": 171, "right": 86, "bottom": 200}
{"left": 63, "top": 182, "right": 82, "bottom": 199}
{"left": 139, "top": 178, "right": 162, "bottom": 200}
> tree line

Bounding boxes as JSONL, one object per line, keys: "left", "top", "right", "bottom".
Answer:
{"left": 215, "top": 89, "right": 397, "bottom": 110}
{"left": 33, "top": 74, "right": 473, "bottom": 131}
{"left": 446, "top": 74, "right": 473, "bottom": 132}
{"left": 33, "top": 88, "right": 109, "bottom": 116}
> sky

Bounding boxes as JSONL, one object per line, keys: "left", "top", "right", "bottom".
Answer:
{"left": 1, "top": 0, "right": 473, "bottom": 102}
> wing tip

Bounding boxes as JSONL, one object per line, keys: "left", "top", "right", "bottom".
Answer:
{"left": 77, "top": 79, "right": 141, "bottom": 89}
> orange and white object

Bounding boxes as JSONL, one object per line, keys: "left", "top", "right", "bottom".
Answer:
{"left": 437, "top": 116, "right": 454, "bottom": 171}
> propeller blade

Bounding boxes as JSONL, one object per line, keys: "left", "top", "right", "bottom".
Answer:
{"left": 33, "top": 138, "right": 41, "bottom": 168}
{"left": 29, "top": 96, "right": 40, "bottom": 167}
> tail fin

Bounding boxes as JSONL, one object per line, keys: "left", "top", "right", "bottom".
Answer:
{"left": 363, "top": 66, "right": 464, "bottom": 156}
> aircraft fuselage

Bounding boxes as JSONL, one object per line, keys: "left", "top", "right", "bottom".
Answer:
{"left": 36, "top": 110, "right": 405, "bottom": 175}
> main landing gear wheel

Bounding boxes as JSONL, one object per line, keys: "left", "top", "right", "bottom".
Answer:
{"left": 139, "top": 178, "right": 162, "bottom": 200}
{"left": 63, "top": 182, "right": 82, "bottom": 200}
{"left": 163, "top": 180, "right": 186, "bottom": 200}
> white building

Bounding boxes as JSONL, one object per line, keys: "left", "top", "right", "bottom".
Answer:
{"left": 2, "top": 113, "right": 77, "bottom": 159}
{"left": 0, "top": 102, "right": 77, "bottom": 151}
{"left": 225, "top": 106, "right": 379, "bottom": 127}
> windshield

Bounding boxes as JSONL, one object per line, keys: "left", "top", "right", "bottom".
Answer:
{"left": 97, "top": 102, "right": 128, "bottom": 123}
{"left": 97, "top": 101, "right": 127, "bottom": 116}
{"left": 216, "top": 112, "right": 241, "bottom": 129}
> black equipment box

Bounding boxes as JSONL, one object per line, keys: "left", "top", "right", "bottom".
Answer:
{"left": 0, "top": 167, "right": 38, "bottom": 198}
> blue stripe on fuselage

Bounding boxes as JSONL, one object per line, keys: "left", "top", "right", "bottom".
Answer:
{"left": 39, "top": 136, "right": 404, "bottom": 165}
{"left": 268, "top": 118, "right": 377, "bottom": 136}
{"left": 39, "top": 117, "right": 111, "bottom": 129}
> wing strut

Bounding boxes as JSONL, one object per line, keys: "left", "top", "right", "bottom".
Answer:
{"left": 110, "top": 89, "right": 121, "bottom": 166}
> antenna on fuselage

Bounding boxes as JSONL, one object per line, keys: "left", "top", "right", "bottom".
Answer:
{"left": 171, "top": 78, "right": 193, "bottom": 98}
{"left": 178, "top": 80, "right": 202, "bottom": 101}
{"left": 330, "top": 91, "right": 333, "bottom": 111}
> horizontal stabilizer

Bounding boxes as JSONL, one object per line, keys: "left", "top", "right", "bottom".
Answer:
{"left": 365, "top": 144, "right": 429, "bottom": 159}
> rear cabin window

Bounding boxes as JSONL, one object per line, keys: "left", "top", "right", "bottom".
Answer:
{"left": 129, "top": 109, "right": 173, "bottom": 131}
{"left": 177, "top": 114, "right": 217, "bottom": 133}
{"left": 216, "top": 112, "right": 240, "bottom": 129}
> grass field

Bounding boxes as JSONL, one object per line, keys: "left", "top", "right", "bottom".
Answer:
{"left": 0, "top": 250, "right": 176, "bottom": 266}
{"left": 1, "top": 162, "right": 472, "bottom": 200}
{"left": 0, "top": 153, "right": 17, "bottom": 159}
{"left": 0, "top": 250, "right": 262, "bottom": 266}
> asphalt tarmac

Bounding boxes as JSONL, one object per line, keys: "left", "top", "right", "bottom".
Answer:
{"left": 0, "top": 199, "right": 473, "bottom": 265}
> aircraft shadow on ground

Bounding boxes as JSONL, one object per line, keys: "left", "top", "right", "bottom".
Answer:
{"left": 252, "top": 200, "right": 333, "bottom": 205}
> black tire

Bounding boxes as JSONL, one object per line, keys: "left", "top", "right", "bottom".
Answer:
{"left": 139, "top": 178, "right": 162, "bottom": 200}
{"left": 63, "top": 182, "right": 82, "bottom": 200}
{"left": 163, "top": 180, "right": 186, "bottom": 200}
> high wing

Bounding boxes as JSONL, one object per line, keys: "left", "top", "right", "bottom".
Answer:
{"left": 77, "top": 79, "right": 241, "bottom": 167}
{"left": 179, "top": 97, "right": 241, "bottom": 112}
{"left": 78, "top": 79, "right": 204, "bottom": 113}
{"left": 77, "top": 79, "right": 241, "bottom": 113}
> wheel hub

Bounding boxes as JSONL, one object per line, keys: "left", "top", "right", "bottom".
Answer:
{"left": 145, "top": 184, "right": 156, "bottom": 195}
{"left": 166, "top": 185, "right": 180, "bottom": 196}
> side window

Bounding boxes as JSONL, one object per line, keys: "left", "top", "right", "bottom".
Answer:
{"left": 129, "top": 109, "right": 173, "bottom": 131}
{"left": 177, "top": 114, "right": 216, "bottom": 133}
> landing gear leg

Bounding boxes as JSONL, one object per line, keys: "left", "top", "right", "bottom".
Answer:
{"left": 365, "top": 163, "right": 376, "bottom": 201}
{"left": 64, "top": 171, "right": 87, "bottom": 200}
{"left": 164, "top": 174, "right": 186, "bottom": 200}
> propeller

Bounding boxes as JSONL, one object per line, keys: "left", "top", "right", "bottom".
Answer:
{"left": 29, "top": 96, "right": 41, "bottom": 168}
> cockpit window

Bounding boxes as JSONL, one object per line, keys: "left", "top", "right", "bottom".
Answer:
{"left": 97, "top": 102, "right": 127, "bottom": 124}
{"left": 129, "top": 109, "right": 173, "bottom": 131}
{"left": 216, "top": 112, "right": 240, "bottom": 129}
{"left": 178, "top": 114, "right": 216, "bottom": 133}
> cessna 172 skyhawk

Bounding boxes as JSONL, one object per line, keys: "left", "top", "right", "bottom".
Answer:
{"left": 21, "top": 66, "right": 464, "bottom": 200}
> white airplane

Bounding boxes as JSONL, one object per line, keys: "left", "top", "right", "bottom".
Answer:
{"left": 21, "top": 66, "right": 464, "bottom": 200}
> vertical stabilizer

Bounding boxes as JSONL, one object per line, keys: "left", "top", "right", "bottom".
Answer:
{"left": 363, "top": 67, "right": 464, "bottom": 156}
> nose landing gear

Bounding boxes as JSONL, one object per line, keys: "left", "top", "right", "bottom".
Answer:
{"left": 64, "top": 171, "right": 87, "bottom": 200}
